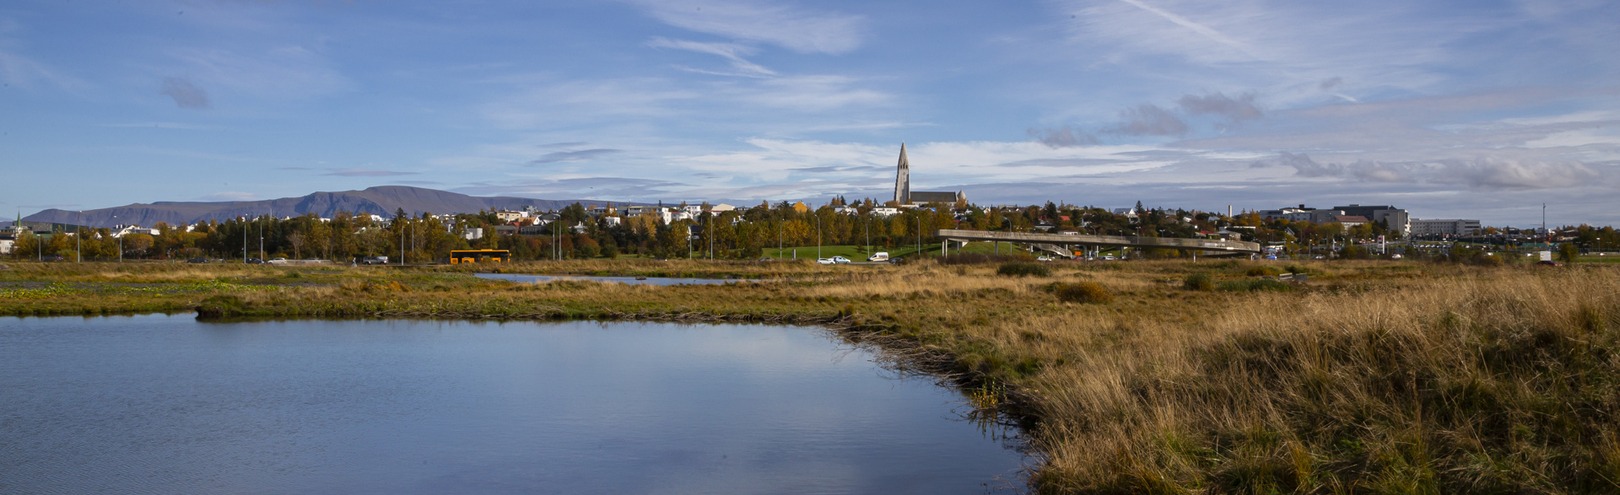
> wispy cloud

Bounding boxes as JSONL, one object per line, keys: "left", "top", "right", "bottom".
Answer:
{"left": 1258, "top": 152, "right": 1610, "bottom": 190}
{"left": 624, "top": 0, "right": 865, "bottom": 54}
{"left": 529, "top": 149, "right": 622, "bottom": 164}
{"left": 1029, "top": 126, "right": 1100, "bottom": 148}
{"left": 648, "top": 37, "right": 776, "bottom": 78}
{"left": 1110, "top": 104, "right": 1188, "bottom": 136}
{"left": 166, "top": 45, "right": 351, "bottom": 103}
{"left": 1178, "top": 92, "right": 1260, "bottom": 123}
{"left": 0, "top": 48, "right": 87, "bottom": 90}
{"left": 160, "top": 77, "right": 210, "bottom": 109}
{"left": 99, "top": 122, "right": 217, "bottom": 130}
{"left": 323, "top": 169, "right": 418, "bottom": 177}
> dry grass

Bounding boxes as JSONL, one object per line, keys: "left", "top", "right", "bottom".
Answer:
{"left": 3, "top": 258, "right": 1617, "bottom": 493}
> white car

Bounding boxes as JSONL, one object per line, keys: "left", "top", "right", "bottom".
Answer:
{"left": 1036, "top": 255, "right": 1054, "bottom": 262}
{"left": 817, "top": 256, "right": 851, "bottom": 264}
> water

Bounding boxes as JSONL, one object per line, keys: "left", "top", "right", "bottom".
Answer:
{"left": 0, "top": 315, "right": 1027, "bottom": 494}
{"left": 475, "top": 272, "right": 755, "bottom": 286}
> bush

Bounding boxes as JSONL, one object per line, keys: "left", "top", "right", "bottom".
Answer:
{"left": 998, "top": 261, "right": 1051, "bottom": 277}
{"left": 1184, "top": 272, "right": 1215, "bottom": 291}
{"left": 196, "top": 294, "right": 246, "bottom": 319}
{"left": 1245, "top": 265, "right": 1282, "bottom": 277}
{"left": 1052, "top": 281, "right": 1112, "bottom": 304}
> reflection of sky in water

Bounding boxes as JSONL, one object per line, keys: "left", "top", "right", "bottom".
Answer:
{"left": 475, "top": 272, "right": 755, "bottom": 286}
{"left": 0, "top": 316, "right": 1027, "bottom": 494}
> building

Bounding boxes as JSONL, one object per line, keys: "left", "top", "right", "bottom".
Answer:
{"left": 1330, "top": 205, "right": 1410, "bottom": 235}
{"left": 1333, "top": 215, "right": 1370, "bottom": 232}
{"left": 892, "top": 144, "right": 965, "bottom": 207}
{"left": 1410, "top": 219, "right": 1482, "bottom": 237}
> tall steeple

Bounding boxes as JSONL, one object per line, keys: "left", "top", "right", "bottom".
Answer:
{"left": 894, "top": 143, "right": 910, "bottom": 205}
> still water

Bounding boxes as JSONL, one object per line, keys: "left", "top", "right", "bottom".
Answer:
{"left": 0, "top": 315, "right": 1026, "bottom": 494}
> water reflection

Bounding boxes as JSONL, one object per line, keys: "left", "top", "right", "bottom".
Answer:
{"left": 0, "top": 315, "right": 1028, "bottom": 494}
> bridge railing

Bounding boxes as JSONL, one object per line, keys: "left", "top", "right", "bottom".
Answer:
{"left": 936, "top": 229, "right": 1261, "bottom": 253}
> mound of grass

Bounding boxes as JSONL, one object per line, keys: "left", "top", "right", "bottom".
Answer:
{"left": 1218, "top": 278, "right": 1293, "bottom": 292}
{"left": 997, "top": 261, "right": 1051, "bottom": 277}
{"left": 1051, "top": 281, "right": 1112, "bottom": 304}
{"left": 1183, "top": 272, "right": 1215, "bottom": 291}
{"left": 1245, "top": 265, "right": 1283, "bottom": 277}
{"left": 195, "top": 294, "right": 247, "bottom": 319}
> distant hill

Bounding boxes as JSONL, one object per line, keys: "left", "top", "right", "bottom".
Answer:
{"left": 21, "top": 186, "right": 632, "bottom": 228}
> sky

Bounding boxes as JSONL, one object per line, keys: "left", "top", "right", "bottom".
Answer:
{"left": 2, "top": 0, "right": 1617, "bottom": 227}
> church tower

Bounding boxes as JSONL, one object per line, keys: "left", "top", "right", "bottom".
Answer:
{"left": 893, "top": 143, "right": 911, "bottom": 205}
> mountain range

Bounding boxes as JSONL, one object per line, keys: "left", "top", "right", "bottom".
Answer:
{"left": 16, "top": 186, "right": 626, "bottom": 228}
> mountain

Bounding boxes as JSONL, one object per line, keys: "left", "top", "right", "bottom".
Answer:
{"left": 21, "top": 186, "right": 630, "bottom": 228}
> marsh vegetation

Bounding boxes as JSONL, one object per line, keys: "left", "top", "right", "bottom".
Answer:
{"left": 2, "top": 258, "right": 1615, "bottom": 493}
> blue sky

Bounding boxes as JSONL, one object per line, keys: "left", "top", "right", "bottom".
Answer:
{"left": 2, "top": 0, "right": 1616, "bottom": 226}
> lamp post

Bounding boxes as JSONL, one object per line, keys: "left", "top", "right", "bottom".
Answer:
{"left": 75, "top": 211, "right": 81, "bottom": 263}
{"left": 914, "top": 214, "right": 921, "bottom": 257}
{"left": 113, "top": 215, "right": 121, "bottom": 263}
{"left": 815, "top": 213, "right": 822, "bottom": 260}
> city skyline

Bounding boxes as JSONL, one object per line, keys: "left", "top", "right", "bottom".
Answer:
{"left": 2, "top": 1, "right": 1616, "bottom": 227}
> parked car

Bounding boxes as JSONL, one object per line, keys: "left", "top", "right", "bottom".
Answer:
{"left": 817, "top": 256, "right": 851, "bottom": 264}
{"left": 246, "top": 258, "right": 264, "bottom": 264}
{"left": 1036, "top": 255, "right": 1054, "bottom": 262}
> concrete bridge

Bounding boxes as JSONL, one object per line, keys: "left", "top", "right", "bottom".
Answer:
{"left": 936, "top": 229, "right": 1262, "bottom": 258}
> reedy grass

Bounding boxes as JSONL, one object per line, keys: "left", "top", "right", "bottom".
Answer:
{"left": 2, "top": 259, "right": 1616, "bottom": 493}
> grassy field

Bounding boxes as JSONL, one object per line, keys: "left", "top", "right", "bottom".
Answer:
{"left": 2, "top": 257, "right": 1616, "bottom": 493}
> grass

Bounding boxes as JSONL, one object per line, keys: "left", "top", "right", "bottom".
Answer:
{"left": 2, "top": 258, "right": 1617, "bottom": 494}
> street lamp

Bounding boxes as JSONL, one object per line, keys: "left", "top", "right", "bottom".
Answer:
{"left": 815, "top": 213, "right": 822, "bottom": 260}
{"left": 112, "top": 215, "right": 119, "bottom": 263}
{"left": 915, "top": 214, "right": 921, "bottom": 257}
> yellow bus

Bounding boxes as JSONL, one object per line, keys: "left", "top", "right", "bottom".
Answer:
{"left": 449, "top": 249, "right": 511, "bottom": 264}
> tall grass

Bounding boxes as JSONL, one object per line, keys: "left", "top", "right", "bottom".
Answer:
{"left": 3, "top": 258, "right": 1617, "bottom": 493}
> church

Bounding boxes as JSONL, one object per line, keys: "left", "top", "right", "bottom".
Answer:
{"left": 892, "top": 144, "right": 965, "bottom": 207}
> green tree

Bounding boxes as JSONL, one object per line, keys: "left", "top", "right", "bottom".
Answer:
{"left": 1558, "top": 242, "right": 1580, "bottom": 263}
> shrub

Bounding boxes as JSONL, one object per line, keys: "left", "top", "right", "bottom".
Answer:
{"left": 998, "top": 261, "right": 1051, "bottom": 277}
{"left": 1184, "top": 272, "right": 1215, "bottom": 291}
{"left": 196, "top": 294, "right": 246, "bottom": 319}
{"left": 1052, "top": 281, "right": 1111, "bottom": 304}
{"left": 1245, "top": 265, "right": 1282, "bottom": 277}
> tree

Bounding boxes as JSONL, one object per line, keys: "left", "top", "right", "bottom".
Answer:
{"left": 1558, "top": 242, "right": 1580, "bottom": 264}
{"left": 287, "top": 232, "right": 306, "bottom": 259}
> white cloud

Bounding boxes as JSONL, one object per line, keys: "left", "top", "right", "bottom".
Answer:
{"left": 0, "top": 49, "right": 87, "bottom": 90}
{"left": 648, "top": 37, "right": 776, "bottom": 78}
{"left": 624, "top": 0, "right": 865, "bottom": 54}
{"left": 166, "top": 45, "right": 352, "bottom": 103}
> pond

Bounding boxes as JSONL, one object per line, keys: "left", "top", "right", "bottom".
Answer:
{"left": 0, "top": 315, "right": 1028, "bottom": 494}
{"left": 475, "top": 272, "right": 755, "bottom": 286}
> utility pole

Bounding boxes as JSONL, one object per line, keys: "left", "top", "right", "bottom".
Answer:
{"left": 915, "top": 214, "right": 921, "bottom": 257}
{"left": 815, "top": 213, "right": 822, "bottom": 260}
